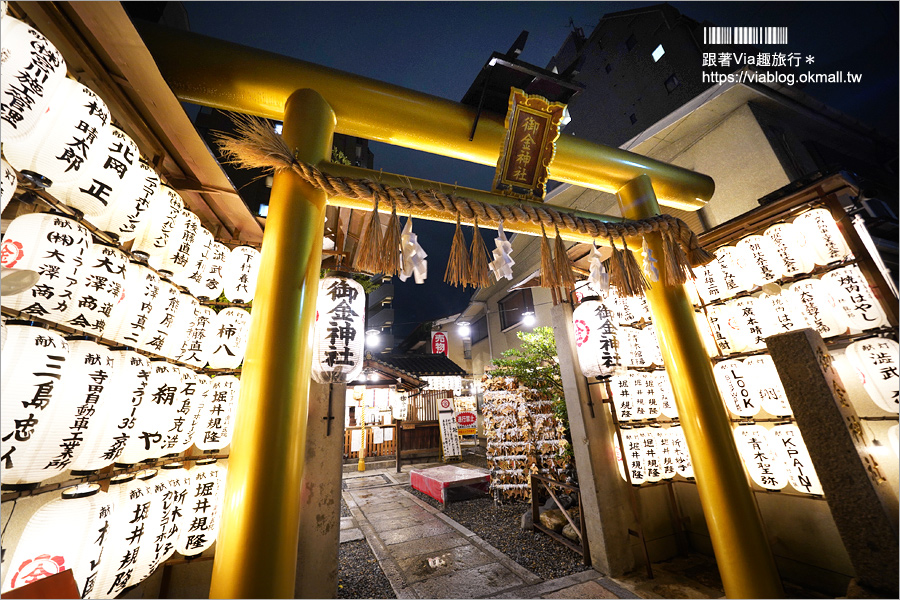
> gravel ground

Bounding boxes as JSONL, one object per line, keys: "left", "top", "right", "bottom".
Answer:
{"left": 340, "top": 496, "right": 351, "bottom": 518}
{"left": 337, "top": 539, "right": 396, "bottom": 599}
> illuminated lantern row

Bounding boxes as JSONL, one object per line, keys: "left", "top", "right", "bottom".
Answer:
{"left": 1, "top": 15, "right": 67, "bottom": 142}
{"left": 713, "top": 354, "right": 792, "bottom": 418}
{"left": 63, "top": 243, "right": 128, "bottom": 338}
{"left": 618, "top": 426, "right": 691, "bottom": 485}
{"left": 174, "top": 459, "right": 227, "bottom": 557}
{"left": 609, "top": 371, "right": 667, "bottom": 422}
{"left": 573, "top": 298, "right": 619, "bottom": 378}
{"left": 733, "top": 423, "right": 823, "bottom": 494}
{"left": 0, "top": 484, "right": 113, "bottom": 597}
{"left": 2, "top": 157, "right": 16, "bottom": 213}
{"left": 311, "top": 275, "right": 366, "bottom": 383}
{"left": 844, "top": 337, "right": 899, "bottom": 414}
{"left": 143, "top": 464, "right": 193, "bottom": 579}
{"left": 194, "top": 375, "right": 240, "bottom": 451}
{"left": 105, "top": 260, "right": 160, "bottom": 348}
{"left": 222, "top": 245, "right": 261, "bottom": 303}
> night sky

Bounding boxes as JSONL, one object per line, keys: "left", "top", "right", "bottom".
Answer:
{"left": 181, "top": 1, "right": 898, "bottom": 341}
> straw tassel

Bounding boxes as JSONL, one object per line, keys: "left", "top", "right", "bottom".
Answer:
{"left": 354, "top": 198, "right": 384, "bottom": 274}
{"left": 553, "top": 226, "right": 576, "bottom": 291}
{"left": 620, "top": 234, "right": 650, "bottom": 296}
{"left": 607, "top": 235, "right": 630, "bottom": 296}
{"left": 381, "top": 201, "right": 402, "bottom": 276}
{"left": 469, "top": 217, "right": 492, "bottom": 289}
{"left": 661, "top": 229, "right": 693, "bottom": 286}
{"left": 444, "top": 214, "right": 471, "bottom": 288}
{"left": 539, "top": 223, "right": 559, "bottom": 288}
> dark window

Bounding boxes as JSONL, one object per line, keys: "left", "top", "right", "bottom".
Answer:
{"left": 629, "top": 113, "right": 637, "bottom": 125}
{"left": 470, "top": 315, "right": 489, "bottom": 344}
{"left": 498, "top": 289, "right": 534, "bottom": 331}
{"left": 664, "top": 73, "right": 681, "bottom": 93}
{"left": 626, "top": 33, "right": 637, "bottom": 51}
{"left": 605, "top": 63, "right": 612, "bottom": 74}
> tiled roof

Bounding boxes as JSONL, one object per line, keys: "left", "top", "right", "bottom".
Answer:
{"left": 375, "top": 354, "right": 467, "bottom": 377}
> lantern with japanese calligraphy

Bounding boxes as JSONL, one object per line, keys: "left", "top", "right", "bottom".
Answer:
{"left": 200, "top": 241, "right": 227, "bottom": 300}
{"left": 619, "top": 426, "right": 646, "bottom": 485}
{"left": 757, "top": 287, "right": 810, "bottom": 337}
{"left": 620, "top": 327, "right": 648, "bottom": 368}
{"left": 64, "top": 243, "right": 128, "bottom": 338}
{"left": 156, "top": 208, "right": 197, "bottom": 277}
{"left": 160, "top": 367, "right": 203, "bottom": 456}
{"left": 176, "top": 226, "right": 215, "bottom": 298}
{"left": 0, "top": 323, "right": 69, "bottom": 486}
{"left": 175, "top": 459, "right": 228, "bottom": 557}
{"left": 653, "top": 370, "right": 679, "bottom": 419}
{"left": 1, "top": 212, "right": 92, "bottom": 320}
{"left": 222, "top": 245, "right": 261, "bottom": 303}
{"left": 68, "top": 349, "right": 150, "bottom": 474}
{"left": 110, "top": 357, "right": 154, "bottom": 467}
{"left": 793, "top": 208, "right": 851, "bottom": 266}
{"left": 736, "top": 234, "right": 787, "bottom": 287}
{"left": 207, "top": 307, "right": 252, "bottom": 370}
{"left": 141, "top": 463, "right": 192, "bottom": 580}
{"left": 0, "top": 15, "right": 67, "bottom": 142}
{"left": 628, "top": 371, "right": 654, "bottom": 420}
{"left": 714, "top": 245, "right": 752, "bottom": 296}
{"left": 693, "top": 259, "right": 727, "bottom": 304}
{"left": 0, "top": 484, "right": 113, "bottom": 597}
{"left": 643, "top": 372, "right": 661, "bottom": 420}
{"left": 714, "top": 359, "right": 760, "bottom": 418}
{"left": 770, "top": 423, "right": 823, "bottom": 495}
{"left": 844, "top": 337, "right": 899, "bottom": 414}
{"left": 821, "top": 266, "right": 888, "bottom": 330}
{"left": 656, "top": 425, "right": 677, "bottom": 480}
{"left": 703, "top": 304, "right": 739, "bottom": 354}
{"left": 138, "top": 361, "right": 184, "bottom": 461}
{"left": 138, "top": 278, "right": 180, "bottom": 356}
{"left": 176, "top": 305, "right": 217, "bottom": 368}
{"left": 641, "top": 327, "right": 664, "bottom": 367}
{"left": 2, "top": 157, "right": 17, "bottom": 213}
{"left": 4, "top": 78, "right": 111, "bottom": 188}
{"left": 614, "top": 289, "right": 651, "bottom": 325}
{"left": 92, "top": 159, "right": 160, "bottom": 243}
{"left": 788, "top": 278, "right": 846, "bottom": 338}
{"left": 131, "top": 184, "right": 183, "bottom": 261}
{"left": 727, "top": 297, "right": 767, "bottom": 351}
{"left": 50, "top": 124, "right": 142, "bottom": 217}
{"left": 764, "top": 222, "right": 816, "bottom": 277}
{"left": 311, "top": 275, "right": 366, "bottom": 383}
{"left": 733, "top": 424, "right": 788, "bottom": 490}
{"left": 669, "top": 425, "right": 694, "bottom": 479}
{"left": 194, "top": 375, "right": 241, "bottom": 451}
{"left": 105, "top": 260, "right": 160, "bottom": 348}
{"left": 184, "top": 374, "right": 210, "bottom": 450}
{"left": 572, "top": 298, "right": 619, "bottom": 378}
{"left": 641, "top": 426, "right": 663, "bottom": 483}
{"left": 609, "top": 373, "right": 636, "bottom": 422}
{"left": 161, "top": 291, "right": 199, "bottom": 360}
{"left": 743, "top": 354, "right": 793, "bottom": 417}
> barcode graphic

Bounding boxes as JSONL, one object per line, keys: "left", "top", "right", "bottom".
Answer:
{"left": 704, "top": 26, "right": 788, "bottom": 45}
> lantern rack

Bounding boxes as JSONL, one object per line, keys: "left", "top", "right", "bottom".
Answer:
{"left": 0, "top": 452, "right": 229, "bottom": 503}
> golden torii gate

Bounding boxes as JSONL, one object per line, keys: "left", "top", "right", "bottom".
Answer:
{"left": 139, "top": 23, "right": 784, "bottom": 599}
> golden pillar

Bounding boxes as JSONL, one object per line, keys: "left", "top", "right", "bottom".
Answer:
{"left": 617, "top": 175, "right": 784, "bottom": 599}
{"left": 210, "top": 89, "right": 335, "bottom": 598}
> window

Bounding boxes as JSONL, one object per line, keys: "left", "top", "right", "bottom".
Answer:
{"left": 605, "top": 63, "right": 612, "bottom": 74}
{"left": 626, "top": 33, "right": 637, "bottom": 51}
{"left": 258, "top": 203, "right": 269, "bottom": 217}
{"left": 629, "top": 113, "right": 637, "bottom": 125}
{"left": 664, "top": 73, "right": 681, "bottom": 93}
{"left": 470, "top": 315, "right": 489, "bottom": 344}
{"left": 652, "top": 44, "right": 665, "bottom": 62}
{"left": 498, "top": 289, "right": 534, "bottom": 331}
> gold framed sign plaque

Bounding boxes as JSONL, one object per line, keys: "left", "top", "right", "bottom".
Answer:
{"left": 492, "top": 88, "right": 567, "bottom": 202}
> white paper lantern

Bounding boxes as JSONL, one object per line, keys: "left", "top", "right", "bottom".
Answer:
{"left": 788, "top": 278, "right": 847, "bottom": 338}
{"left": 728, "top": 297, "right": 767, "bottom": 351}
{"left": 141, "top": 361, "right": 185, "bottom": 461}
{"left": 185, "top": 374, "right": 211, "bottom": 449}
{"left": 0, "top": 212, "right": 92, "bottom": 319}
{"left": 91, "top": 159, "right": 160, "bottom": 243}
{"left": 743, "top": 354, "right": 793, "bottom": 417}
{"left": 620, "top": 427, "right": 646, "bottom": 485}
{"left": 693, "top": 259, "right": 727, "bottom": 304}
{"left": 655, "top": 427, "right": 677, "bottom": 480}
{"left": 764, "top": 222, "right": 816, "bottom": 277}
{"left": 68, "top": 349, "right": 150, "bottom": 473}
{"left": 39, "top": 338, "right": 118, "bottom": 478}
{"left": 63, "top": 243, "right": 128, "bottom": 337}
{"left": 207, "top": 307, "right": 252, "bottom": 370}
{"left": 157, "top": 208, "right": 198, "bottom": 277}
{"left": 770, "top": 423, "right": 823, "bottom": 495}
{"left": 2, "top": 157, "right": 17, "bottom": 213}
{"left": 1, "top": 484, "right": 113, "bottom": 597}
{"left": 653, "top": 370, "right": 679, "bottom": 419}
{"left": 175, "top": 459, "right": 228, "bottom": 556}
{"left": 613, "top": 289, "right": 651, "bottom": 325}
{"left": 159, "top": 367, "right": 204, "bottom": 455}
{"left": 142, "top": 464, "right": 193, "bottom": 578}
{"left": 131, "top": 184, "right": 183, "bottom": 260}
{"left": 714, "top": 245, "right": 752, "bottom": 296}
{"left": 0, "top": 15, "right": 67, "bottom": 142}
{"left": 643, "top": 371, "right": 661, "bottom": 420}
{"left": 572, "top": 298, "right": 619, "bottom": 378}
{"left": 138, "top": 278, "right": 181, "bottom": 356}
{"left": 311, "top": 276, "right": 365, "bottom": 383}
{"left": 176, "top": 305, "right": 217, "bottom": 368}
{"left": 621, "top": 327, "right": 648, "bottom": 368}
{"left": 200, "top": 242, "right": 228, "bottom": 300}
{"left": 821, "top": 266, "right": 888, "bottom": 330}
{"left": 641, "top": 327, "right": 664, "bottom": 367}
{"left": 222, "top": 246, "right": 261, "bottom": 303}
{"left": 757, "top": 287, "right": 810, "bottom": 337}
{"left": 793, "top": 208, "right": 851, "bottom": 266}
{"left": 111, "top": 357, "right": 155, "bottom": 467}
{"left": 629, "top": 371, "right": 653, "bottom": 421}
{"left": 733, "top": 424, "right": 788, "bottom": 490}
{"left": 177, "top": 226, "right": 214, "bottom": 298}
{"left": 104, "top": 261, "right": 161, "bottom": 347}
{"left": 844, "top": 337, "right": 899, "bottom": 414}
{"left": 714, "top": 359, "right": 760, "bottom": 418}
{"left": 736, "top": 235, "right": 787, "bottom": 287}
{"left": 669, "top": 425, "right": 694, "bottom": 479}
{"left": 573, "top": 279, "right": 604, "bottom": 304}
{"left": 0, "top": 323, "right": 69, "bottom": 486}
{"left": 161, "top": 291, "right": 199, "bottom": 360}
{"left": 640, "top": 426, "right": 663, "bottom": 483}
{"left": 4, "top": 78, "right": 111, "bottom": 188}
{"left": 49, "top": 124, "right": 141, "bottom": 217}
{"left": 194, "top": 375, "right": 241, "bottom": 451}
{"left": 703, "top": 304, "right": 740, "bottom": 354}
{"left": 609, "top": 373, "right": 636, "bottom": 422}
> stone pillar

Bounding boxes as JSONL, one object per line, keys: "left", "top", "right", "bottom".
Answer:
{"left": 551, "top": 301, "right": 635, "bottom": 576}
{"left": 295, "top": 382, "right": 348, "bottom": 598}
{"left": 766, "top": 329, "right": 899, "bottom": 597}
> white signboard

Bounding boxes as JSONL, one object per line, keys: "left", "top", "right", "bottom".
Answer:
{"left": 437, "top": 397, "right": 461, "bottom": 459}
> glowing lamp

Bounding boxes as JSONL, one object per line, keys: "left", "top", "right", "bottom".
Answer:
{"left": 821, "top": 266, "right": 888, "bottom": 330}
{"left": 175, "top": 459, "right": 228, "bottom": 557}
{"left": 736, "top": 234, "right": 787, "bottom": 287}
{"left": 176, "top": 226, "right": 215, "bottom": 298}
{"left": 713, "top": 359, "right": 760, "bottom": 418}
{"left": 131, "top": 184, "right": 183, "bottom": 261}
{"left": 140, "top": 361, "right": 184, "bottom": 461}
{"left": 161, "top": 291, "right": 200, "bottom": 360}
{"left": 770, "top": 423, "right": 823, "bottom": 495}
{"left": 609, "top": 373, "right": 636, "bottom": 422}
{"left": 63, "top": 243, "right": 128, "bottom": 338}
{"left": 641, "top": 427, "right": 663, "bottom": 483}
{"left": 207, "top": 307, "right": 253, "bottom": 370}
{"left": 793, "top": 208, "right": 851, "bottom": 266}
{"left": 757, "top": 287, "right": 810, "bottom": 337}
{"left": 621, "top": 327, "right": 648, "bottom": 368}
{"left": 572, "top": 298, "right": 619, "bottom": 378}
{"left": 844, "top": 337, "right": 899, "bottom": 414}
{"left": 142, "top": 464, "right": 193, "bottom": 578}
{"left": 714, "top": 245, "right": 752, "bottom": 295}
{"left": 703, "top": 304, "right": 739, "bottom": 354}
{"left": 743, "top": 354, "right": 793, "bottom": 417}
{"left": 653, "top": 370, "right": 679, "bottom": 419}
{"left": 194, "top": 375, "right": 241, "bottom": 451}
{"left": 111, "top": 355, "right": 155, "bottom": 467}
{"left": 201, "top": 242, "right": 228, "bottom": 300}
{"left": 137, "top": 278, "right": 180, "bottom": 356}
{"left": 222, "top": 245, "right": 261, "bottom": 303}
{"left": 788, "top": 278, "right": 847, "bottom": 338}
{"left": 728, "top": 297, "right": 767, "bottom": 351}
{"left": 620, "top": 427, "right": 646, "bottom": 485}
{"left": 104, "top": 261, "right": 161, "bottom": 348}
{"left": 176, "top": 305, "right": 217, "bottom": 368}
{"left": 628, "top": 371, "right": 653, "bottom": 420}
{"left": 693, "top": 259, "right": 727, "bottom": 304}
{"left": 733, "top": 424, "right": 788, "bottom": 490}
{"left": 157, "top": 208, "right": 198, "bottom": 277}
{"left": 669, "top": 425, "right": 694, "bottom": 479}
{"left": 311, "top": 276, "right": 366, "bottom": 383}
{"left": 764, "top": 222, "right": 815, "bottom": 277}
{"left": 91, "top": 159, "right": 160, "bottom": 243}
